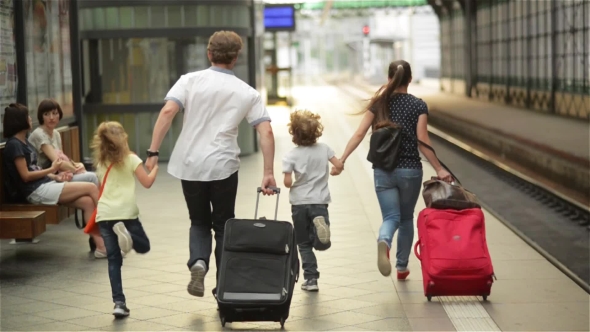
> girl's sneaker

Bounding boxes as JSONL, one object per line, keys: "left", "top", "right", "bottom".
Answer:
{"left": 94, "top": 250, "right": 126, "bottom": 259}
{"left": 113, "top": 222, "right": 133, "bottom": 254}
{"left": 113, "top": 302, "right": 130, "bottom": 318}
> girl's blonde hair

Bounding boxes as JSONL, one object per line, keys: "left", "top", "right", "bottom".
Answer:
{"left": 91, "top": 121, "right": 130, "bottom": 168}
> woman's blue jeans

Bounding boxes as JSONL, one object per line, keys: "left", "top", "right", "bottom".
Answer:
{"left": 374, "top": 168, "right": 423, "bottom": 271}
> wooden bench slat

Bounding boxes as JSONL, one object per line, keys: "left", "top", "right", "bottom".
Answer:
{"left": 0, "top": 211, "right": 46, "bottom": 239}
{"left": 0, "top": 205, "right": 68, "bottom": 225}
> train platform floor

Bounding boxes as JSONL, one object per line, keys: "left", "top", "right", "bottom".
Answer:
{"left": 0, "top": 83, "right": 588, "bottom": 332}
{"left": 348, "top": 79, "right": 590, "bottom": 161}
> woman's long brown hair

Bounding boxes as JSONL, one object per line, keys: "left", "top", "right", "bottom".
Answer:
{"left": 362, "top": 60, "right": 412, "bottom": 129}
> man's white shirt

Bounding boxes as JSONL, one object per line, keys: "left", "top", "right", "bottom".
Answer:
{"left": 165, "top": 66, "right": 270, "bottom": 181}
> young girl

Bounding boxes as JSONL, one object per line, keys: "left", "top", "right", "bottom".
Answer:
{"left": 91, "top": 121, "right": 158, "bottom": 318}
{"left": 282, "top": 110, "right": 343, "bottom": 292}
{"left": 2, "top": 103, "right": 106, "bottom": 255}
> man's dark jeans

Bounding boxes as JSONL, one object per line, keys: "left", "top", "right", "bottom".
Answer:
{"left": 181, "top": 171, "right": 238, "bottom": 284}
{"left": 291, "top": 204, "right": 330, "bottom": 280}
{"left": 98, "top": 219, "right": 151, "bottom": 304}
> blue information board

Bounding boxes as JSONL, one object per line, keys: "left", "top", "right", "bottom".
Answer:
{"left": 264, "top": 5, "right": 296, "bottom": 31}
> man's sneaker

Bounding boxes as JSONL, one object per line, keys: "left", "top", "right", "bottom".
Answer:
{"left": 113, "top": 302, "right": 130, "bottom": 318}
{"left": 377, "top": 240, "right": 392, "bottom": 277}
{"left": 312, "top": 216, "right": 330, "bottom": 244}
{"left": 113, "top": 222, "right": 133, "bottom": 254}
{"left": 301, "top": 279, "right": 319, "bottom": 291}
{"left": 397, "top": 269, "right": 410, "bottom": 280}
{"left": 188, "top": 260, "right": 207, "bottom": 297}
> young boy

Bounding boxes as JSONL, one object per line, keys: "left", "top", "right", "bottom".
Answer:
{"left": 282, "top": 110, "right": 343, "bottom": 291}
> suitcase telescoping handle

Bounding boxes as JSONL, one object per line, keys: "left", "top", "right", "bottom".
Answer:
{"left": 254, "top": 186, "right": 281, "bottom": 220}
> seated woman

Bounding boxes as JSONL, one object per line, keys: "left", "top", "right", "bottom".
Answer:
{"left": 2, "top": 103, "right": 107, "bottom": 258}
{"left": 28, "top": 99, "right": 98, "bottom": 187}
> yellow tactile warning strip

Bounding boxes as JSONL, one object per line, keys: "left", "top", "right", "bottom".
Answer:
{"left": 440, "top": 296, "right": 501, "bottom": 331}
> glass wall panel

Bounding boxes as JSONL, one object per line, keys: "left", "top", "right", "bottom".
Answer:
{"left": 150, "top": 5, "right": 166, "bottom": 28}
{"left": 134, "top": 6, "right": 149, "bottom": 29}
{"left": 0, "top": 0, "right": 17, "bottom": 139}
{"left": 79, "top": 5, "right": 251, "bottom": 30}
{"left": 98, "top": 36, "right": 250, "bottom": 104}
{"left": 84, "top": 34, "right": 251, "bottom": 159}
{"left": 119, "top": 7, "right": 134, "bottom": 29}
{"left": 167, "top": 6, "right": 183, "bottom": 28}
{"left": 24, "top": 0, "right": 73, "bottom": 124}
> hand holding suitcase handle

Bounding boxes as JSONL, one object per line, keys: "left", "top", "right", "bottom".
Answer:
{"left": 255, "top": 186, "right": 281, "bottom": 220}
{"left": 257, "top": 186, "right": 281, "bottom": 194}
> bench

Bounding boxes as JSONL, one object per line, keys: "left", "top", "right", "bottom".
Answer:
{"left": 0, "top": 211, "right": 45, "bottom": 240}
{"left": 0, "top": 126, "right": 81, "bottom": 240}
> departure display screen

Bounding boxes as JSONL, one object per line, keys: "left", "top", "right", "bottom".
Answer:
{"left": 264, "top": 5, "right": 296, "bottom": 31}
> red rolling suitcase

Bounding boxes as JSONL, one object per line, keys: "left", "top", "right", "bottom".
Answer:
{"left": 414, "top": 207, "right": 496, "bottom": 301}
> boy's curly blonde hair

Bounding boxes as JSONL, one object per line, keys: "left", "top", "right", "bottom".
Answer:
{"left": 288, "top": 110, "right": 324, "bottom": 146}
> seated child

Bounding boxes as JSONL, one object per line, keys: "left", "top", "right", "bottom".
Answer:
{"left": 282, "top": 110, "right": 343, "bottom": 291}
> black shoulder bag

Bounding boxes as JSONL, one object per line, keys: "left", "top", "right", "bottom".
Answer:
{"left": 367, "top": 124, "right": 403, "bottom": 171}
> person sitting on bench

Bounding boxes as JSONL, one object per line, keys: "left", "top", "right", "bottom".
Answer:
{"left": 28, "top": 99, "right": 98, "bottom": 187}
{"left": 2, "top": 103, "right": 107, "bottom": 257}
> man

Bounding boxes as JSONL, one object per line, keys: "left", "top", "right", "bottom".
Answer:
{"left": 145, "top": 31, "right": 277, "bottom": 298}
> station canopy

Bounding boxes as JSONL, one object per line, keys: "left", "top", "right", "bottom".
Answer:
{"left": 292, "top": 0, "right": 428, "bottom": 10}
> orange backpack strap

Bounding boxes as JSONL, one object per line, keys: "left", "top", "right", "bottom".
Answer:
{"left": 98, "top": 164, "right": 114, "bottom": 200}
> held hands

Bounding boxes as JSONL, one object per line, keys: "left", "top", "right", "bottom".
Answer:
{"left": 145, "top": 156, "right": 158, "bottom": 172}
{"left": 330, "top": 158, "right": 345, "bottom": 176}
{"left": 330, "top": 166, "right": 343, "bottom": 176}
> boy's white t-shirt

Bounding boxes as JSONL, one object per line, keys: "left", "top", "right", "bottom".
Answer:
{"left": 282, "top": 142, "right": 335, "bottom": 205}
{"left": 96, "top": 154, "right": 143, "bottom": 222}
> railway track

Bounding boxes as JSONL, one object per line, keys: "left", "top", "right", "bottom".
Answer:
{"left": 333, "top": 81, "right": 590, "bottom": 293}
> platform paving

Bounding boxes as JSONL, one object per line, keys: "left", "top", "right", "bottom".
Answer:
{"left": 1, "top": 82, "right": 588, "bottom": 332}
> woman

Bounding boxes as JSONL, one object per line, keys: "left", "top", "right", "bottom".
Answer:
{"left": 2, "top": 103, "right": 107, "bottom": 258}
{"left": 28, "top": 99, "right": 98, "bottom": 186}
{"left": 337, "top": 60, "right": 451, "bottom": 279}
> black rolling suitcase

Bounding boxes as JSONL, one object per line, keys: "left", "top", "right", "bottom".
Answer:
{"left": 215, "top": 186, "right": 299, "bottom": 328}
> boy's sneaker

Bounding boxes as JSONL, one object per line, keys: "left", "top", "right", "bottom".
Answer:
{"left": 312, "top": 216, "right": 330, "bottom": 244}
{"left": 188, "top": 260, "right": 207, "bottom": 297}
{"left": 113, "top": 302, "right": 130, "bottom": 318}
{"left": 377, "top": 240, "right": 392, "bottom": 277}
{"left": 113, "top": 222, "right": 133, "bottom": 254}
{"left": 301, "top": 278, "right": 319, "bottom": 291}
{"left": 397, "top": 269, "right": 410, "bottom": 280}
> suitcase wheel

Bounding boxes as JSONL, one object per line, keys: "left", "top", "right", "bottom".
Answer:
{"left": 482, "top": 295, "right": 488, "bottom": 301}
{"left": 426, "top": 295, "right": 432, "bottom": 302}
{"left": 220, "top": 316, "right": 225, "bottom": 327}
{"left": 280, "top": 317, "right": 285, "bottom": 329}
